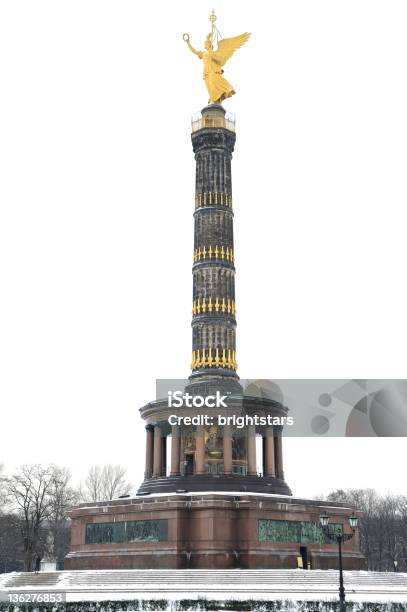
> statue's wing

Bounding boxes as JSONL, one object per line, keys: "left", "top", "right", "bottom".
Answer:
{"left": 214, "top": 33, "right": 251, "bottom": 66}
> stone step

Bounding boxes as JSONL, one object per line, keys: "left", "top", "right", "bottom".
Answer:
{"left": 2, "top": 570, "right": 407, "bottom": 591}
{"left": 1, "top": 570, "right": 406, "bottom": 606}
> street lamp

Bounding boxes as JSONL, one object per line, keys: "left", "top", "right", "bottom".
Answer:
{"left": 349, "top": 514, "right": 359, "bottom": 530}
{"left": 320, "top": 513, "right": 359, "bottom": 612}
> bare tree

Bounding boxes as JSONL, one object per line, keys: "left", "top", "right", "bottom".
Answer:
{"left": 80, "top": 465, "right": 132, "bottom": 502}
{"left": 5, "top": 465, "right": 58, "bottom": 571}
{"left": 100, "top": 465, "right": 132, "bottom": 500}
{"left": 0, "top": 465, "right": 24, "bottom": 573}
{"left": 0, "top": 464, "right": 6, "bottom": 510}
{"left": 327, "top": 488, "right": 407, "bottom": 572}
{"left": 46, "top": 467, "right": 80, "bottom": 567}
{"left": 0, "top": 514, "right": 24, "bottom": 573}
{"left": 80, "top": 466, "right": 103, "bottom": 503}
{"left": 397, "top": 496, "right": 407, "bottom": 571}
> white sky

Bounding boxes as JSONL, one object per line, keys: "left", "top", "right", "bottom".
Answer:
{"left": 0, "top": 1, "right": 406, "bottom": 498}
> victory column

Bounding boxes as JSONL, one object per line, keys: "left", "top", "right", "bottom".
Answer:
{"left": 66, "top": 13, "right": 365, "bottom": 572}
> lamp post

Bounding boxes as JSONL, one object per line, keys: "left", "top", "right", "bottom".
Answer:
{"left": 319, "top": 513, "right": 359, "bottom": 612}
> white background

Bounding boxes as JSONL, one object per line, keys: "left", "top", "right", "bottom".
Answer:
{"left": 0, "top": 1, "right": 406, "bottom": 497}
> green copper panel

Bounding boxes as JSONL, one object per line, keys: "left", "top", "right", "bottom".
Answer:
{"left": 258, "top": 519, "right": 343, "bottom": 544}
{"left": 85, "top": 519, "right": 168, "bottom": 545}
{"left": 126, "top": 519, "right": 168, "bottom": 543}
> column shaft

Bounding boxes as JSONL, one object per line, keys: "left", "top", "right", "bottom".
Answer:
{"left": 144, "top": 426, "right": 154, "bottom": 479}
{"left": 265, "top": 427, "right": 276, "bottom": 477}
{"left": 247, "top": 425, "right": 257, "bottom": 476}
{"left": 153, "top": 425, "right": 163, "bottom": 478}
{"left": 170, "top": 425, "right": 181, "bottom": 476}
{"left": 191, "top": 107, "right": 237, "bottom": 378}
{"left": 195, "top": 425, "right": 206, "bottom": 475}
{"left": 275, "top": 431, "right": 284, "bottom": 478}
{"left": 161, "top": 435, "right": 167, "bottom": 477}
{"left": 223, "top": 425, "right": 233, "bottom": 475}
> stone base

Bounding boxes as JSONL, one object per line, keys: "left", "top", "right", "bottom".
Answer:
{"left": 65, "top": 492, "right": 366, "bottom": 571}
{"left": 137, "top": 474, "right": 292, "bottom": 496}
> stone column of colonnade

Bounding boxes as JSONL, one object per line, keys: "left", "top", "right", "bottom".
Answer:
{"left": 152, "top": 426, "right": 162, "bottom": 477}
{"left": 247, "top": 425, "right": 257, "bottom": 476}
{"left": 264, "top": 427, "right": 276, "bottom": 477}
{"left": 274, "top": 427, "right": 284, "bottom": 479}
{"left": 195, "top": 426, "right": 206, "bottom": 474}
{"left": 262, "top": 426, "right": 284, "bottom": 479}
{"left": 170, "top": 425, "right": 181, "bottom": 476}
{"left": 144, "top": 425, "right": 154, "bottom": 479}
{"left": 223, "top": 425, "right": 233, "bottom": 475}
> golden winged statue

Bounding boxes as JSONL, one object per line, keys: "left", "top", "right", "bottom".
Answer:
{"left": 183, "top": 12, "right": 250, "bottom": 104}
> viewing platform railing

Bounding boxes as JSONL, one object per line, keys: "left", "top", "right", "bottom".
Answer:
{"left": 191, "top": 112, "right": 235, "bottom": 133}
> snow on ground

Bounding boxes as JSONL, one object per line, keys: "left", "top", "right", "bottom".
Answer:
{"left": 1, "top": 570, "right": 407, "bottom": 603}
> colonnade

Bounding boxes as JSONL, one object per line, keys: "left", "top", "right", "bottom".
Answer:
{"left": 144, "top": 424, "right": 284, "bottom": 480}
